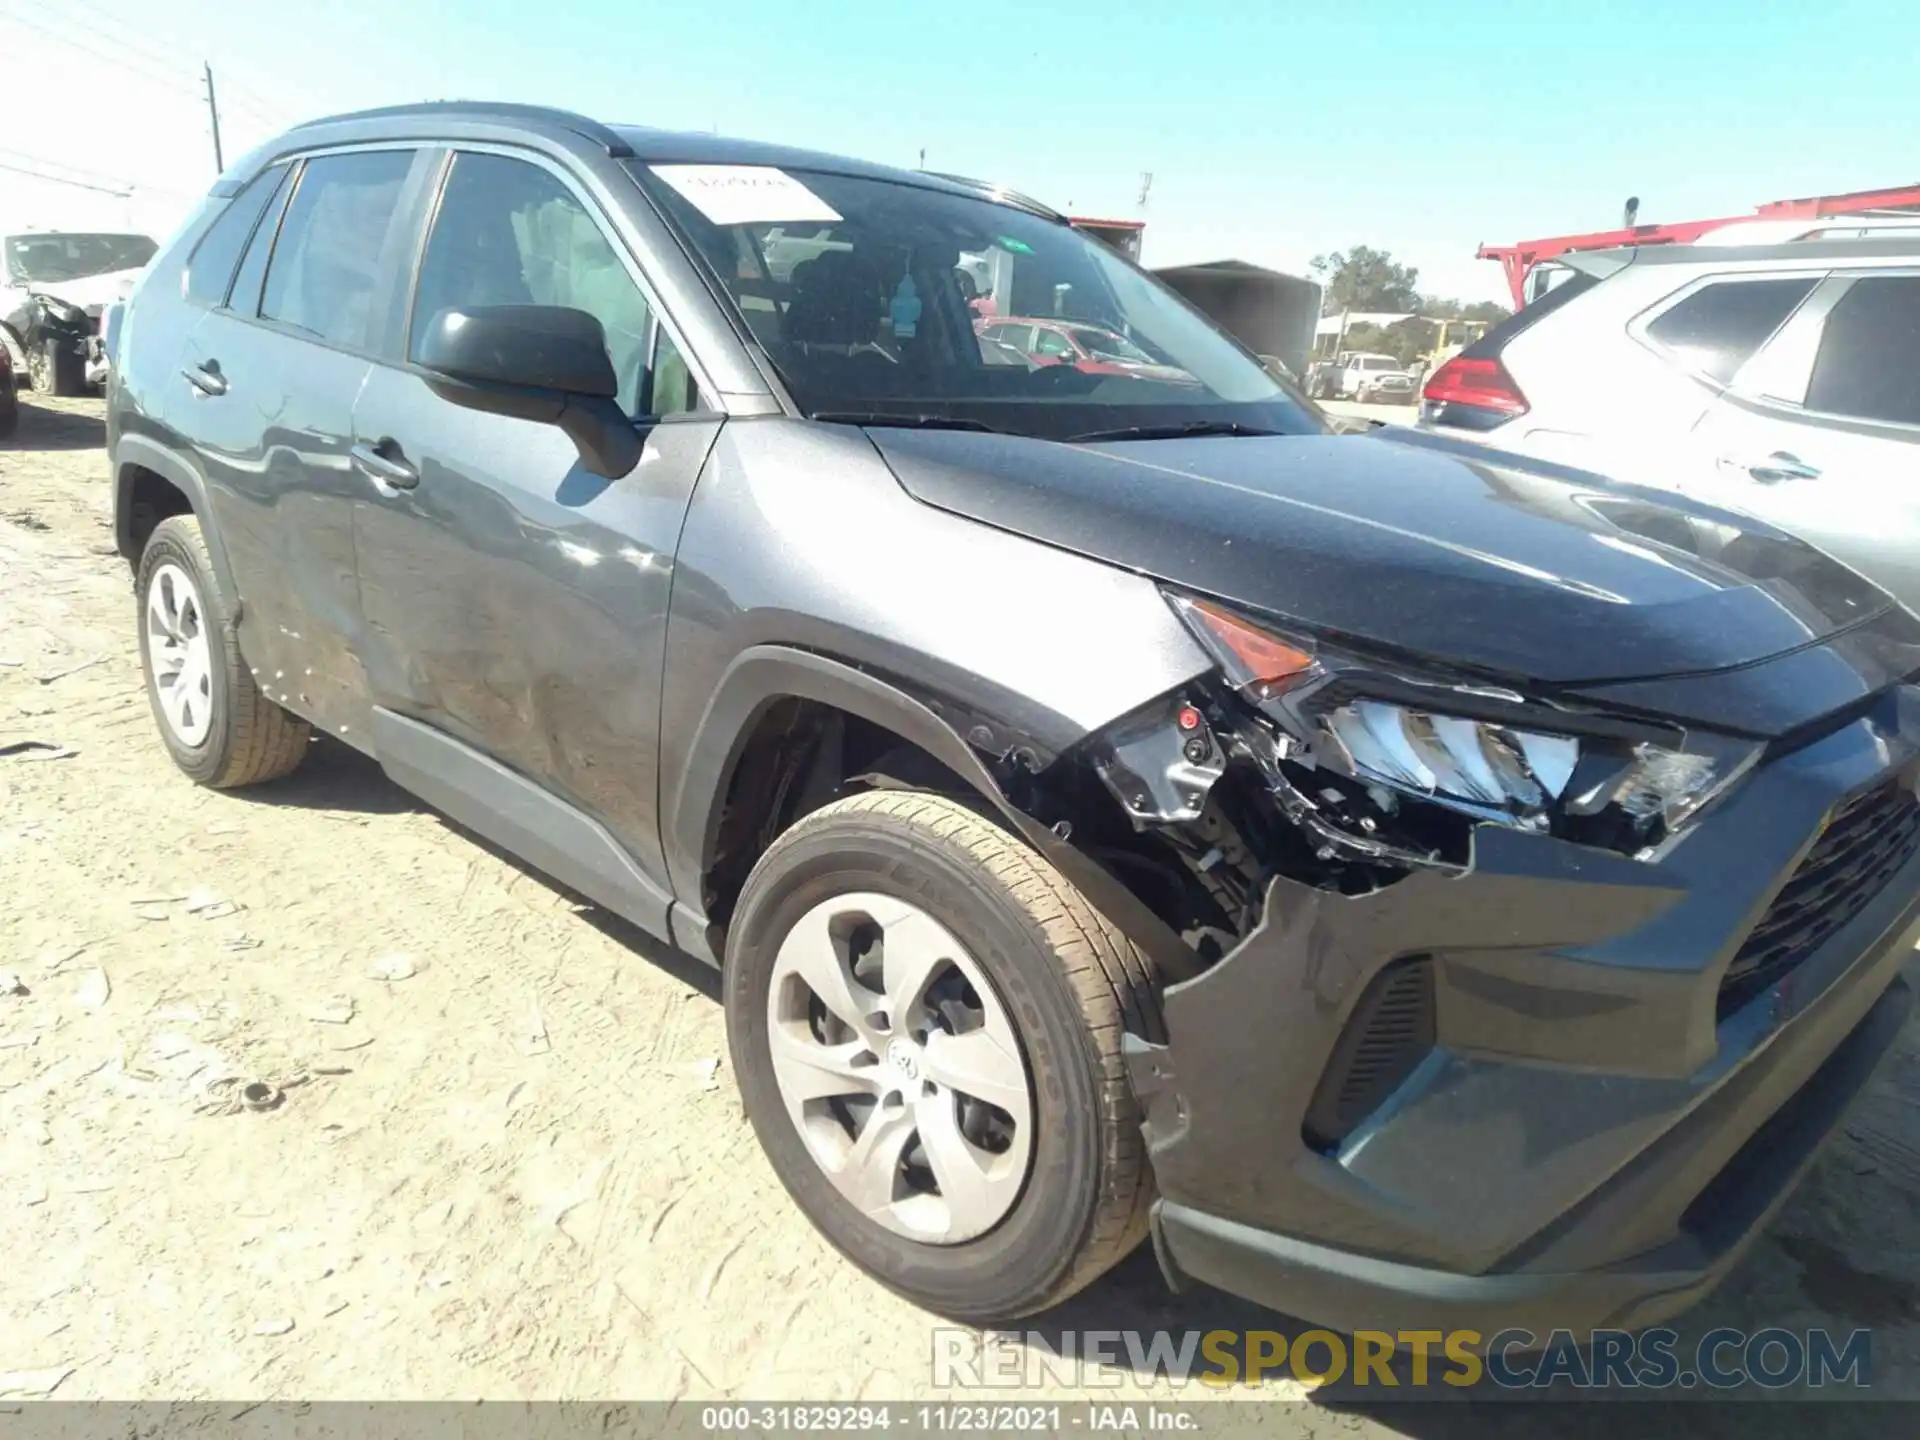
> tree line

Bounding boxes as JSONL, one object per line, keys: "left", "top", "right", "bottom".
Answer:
{"left": 1309, "top": 245, "right": 1511, "bottom": 366}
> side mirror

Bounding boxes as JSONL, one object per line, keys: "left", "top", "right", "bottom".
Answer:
{"left": 415, "top": 305, "right": 640, "bottom": 478}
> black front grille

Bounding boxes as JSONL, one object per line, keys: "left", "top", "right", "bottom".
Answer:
{"left": 1720, "top": 778, "right": 1920, "bottom": 1018}
{"left": 1303, "top": 956, "right": 1435, "bottom": 1152}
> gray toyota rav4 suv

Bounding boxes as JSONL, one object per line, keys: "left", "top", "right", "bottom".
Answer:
{"left": 108, "top": 102, "right": 1920, "bottom": 1336}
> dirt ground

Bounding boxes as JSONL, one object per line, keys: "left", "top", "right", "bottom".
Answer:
{"left": 4, "top": 392, "right": 1920, "bottom": 1430}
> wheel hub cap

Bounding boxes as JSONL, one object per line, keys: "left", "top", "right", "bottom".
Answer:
{"left": 144, "top": 562, "right": 215, "bottom": 748}
{"left": 765, "top": 892, "right": 1034, "bottom": 1244}
{"left": 885, "top": 1037, "right": 922, "bottom": 1082}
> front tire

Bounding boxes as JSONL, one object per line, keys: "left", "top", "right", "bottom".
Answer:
{"left": 136, "top": 515, "right": 311, "bottom": 787}
{"left": 726, "top": 791, "right": 1159, "bottom": 1322}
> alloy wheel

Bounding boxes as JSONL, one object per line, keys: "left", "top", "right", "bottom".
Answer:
{"left": 765, "top": 891, "right": 1034, "bottom": 1243}
{"left": 145, "top": 562, "right": 215, "bottom": 746}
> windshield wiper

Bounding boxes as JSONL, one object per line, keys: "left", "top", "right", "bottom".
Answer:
{"left": 1065, "top": 420, "right": 1284, "bottom": 443}
{"left": 812, "top": 412, "right": 1001, "bottom": 434}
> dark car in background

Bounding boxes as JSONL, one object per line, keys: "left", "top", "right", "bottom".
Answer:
{"left": 2, "top": 228, "right": 156, "bottom": 394}
{"left": 105, "top": 102, "right": 1920, "bottom": 1337}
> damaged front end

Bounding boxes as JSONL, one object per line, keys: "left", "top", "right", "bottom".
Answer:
{"left": 17, "top": 291, "right": 97, "bottom": 392}
{"left": 1068, "top": 589, "right": 1761, "bottom": 968}
{"left": 1045, "top": 592, "right": 1920, "bottom": 1336}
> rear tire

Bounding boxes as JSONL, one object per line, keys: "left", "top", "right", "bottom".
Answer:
{"left": 726, "top": 790, "right": 1159, "bottom": 1322}
{"left": 136, "top": 515, "right": 311, "bottom": 788}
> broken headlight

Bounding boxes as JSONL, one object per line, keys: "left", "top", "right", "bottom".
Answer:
{"left": 1167, "top": 591, "right": 1760, "bottom": 855}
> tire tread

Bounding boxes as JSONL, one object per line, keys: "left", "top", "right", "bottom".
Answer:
{"left": 144, "top": 515, "right": 310, "bottom": 788}
{"left": 761, "top": 789, "right": 1162, "bottom": 1313}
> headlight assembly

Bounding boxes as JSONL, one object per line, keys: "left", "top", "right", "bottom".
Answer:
{"left": 1166, "top": 590, "right": 1759, "bottom": 859}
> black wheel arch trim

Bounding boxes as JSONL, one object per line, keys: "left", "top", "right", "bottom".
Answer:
{"left": 112, "top": 435, "right": 234, "bottom": 588}
{"left": 667, "top": 643, "right": 1195, "bottom": 990}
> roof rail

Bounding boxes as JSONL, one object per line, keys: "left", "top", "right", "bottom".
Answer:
{"left": 288, "top": 101, "right": 634, "bottom": 158}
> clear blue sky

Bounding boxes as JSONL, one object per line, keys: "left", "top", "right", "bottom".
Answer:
{"left": 5, "top": 0, "right": 1917, "bottom": 303}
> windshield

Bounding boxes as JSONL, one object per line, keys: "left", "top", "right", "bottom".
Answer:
{"left": 633, "top": 164, "right": 1320, "bottom": 440}
{"left": 4, "top": 232, "right": 156, "bottom": 284}
{"left": 1359, "top": 356, "right": 1399, "bottom": 371}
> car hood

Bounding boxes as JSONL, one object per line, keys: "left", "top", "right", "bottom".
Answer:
{"left": 866, "top": 426, "right": 1891, "bottom": 686}
{"left": 29, "top": 267, "right": 145, "bottom": 311}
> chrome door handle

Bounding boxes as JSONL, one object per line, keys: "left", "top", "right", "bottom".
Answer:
{"left": 182, "top": 362, "right": 227, "bottom": 397}
{"left": 351, "top": 441, "right": 419, "bottom": 491}
{"left": 1723, "top": 451, "right": 1821, "bottom": 483}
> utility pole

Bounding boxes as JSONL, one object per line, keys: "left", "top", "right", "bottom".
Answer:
{"left": 204, "top": 62, "right": 225, "bottom": 174}
{"left": 1137, "top": 171, "right": 1153, "bottom": 212}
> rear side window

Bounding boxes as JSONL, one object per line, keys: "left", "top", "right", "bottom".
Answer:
{"left": 261, "top": 150, "right": 413, "bottom": 351}
{"left": 1644, "top": 278, "right": 1814, "bottom": 384}
{"left": 1805, "top": 276, "right": 1920, "bottom": 427}
{"left": 184, "top": 166, "right": 285, "bottom": 306}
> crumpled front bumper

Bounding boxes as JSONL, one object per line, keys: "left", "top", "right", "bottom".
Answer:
{"left": 1126, "top": 686, "right": 1920, "bottom": 1336}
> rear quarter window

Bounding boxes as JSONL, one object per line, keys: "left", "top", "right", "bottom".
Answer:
{"left": 1643, "top": 277, "right": 1816, "bottom": 384}
{"left": 1462, "top": 270, "right": 1597, "bottom": 358}
{"left": 184, "top": 166, "right": 287, "bottom": 307}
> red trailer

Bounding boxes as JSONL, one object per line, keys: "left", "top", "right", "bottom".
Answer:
{"left": 1480, "top": 183, "right": 1920, "bottom": 308}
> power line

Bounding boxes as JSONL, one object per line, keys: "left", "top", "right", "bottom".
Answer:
{"left": 0, "top": 144, "right": 201, "bottom": 203}
{"left": 0, "top": 158, "right": 130, "bottom": 197}
{"left": 60, "top": 1, "right": 203, "bottom": 81}
{"left": 0, "top": 7, "right": 197, "bottom": 96}
{"left": 0, "top": 145, "right": 133, "bottom": 190}
{"left": 78, "top": 0, "right": 314, "bottom": 124}
{"left": 207, "top": 70, "right": 299, "bottom": 125}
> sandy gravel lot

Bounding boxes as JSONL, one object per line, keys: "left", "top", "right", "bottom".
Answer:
{"left": 3, "top": 392, "right": 1918, "bottom": 1434}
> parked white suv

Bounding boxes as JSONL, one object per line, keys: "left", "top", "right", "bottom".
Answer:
{"left": 1313, "top": 351, "right": 1415, "bottom": 404}
{"left": 1419, "top": 237, "right": 1920, "bottom": 609}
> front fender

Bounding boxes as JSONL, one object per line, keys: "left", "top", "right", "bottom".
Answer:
{"left": 665, "top": 644, "right": 1198, "bottom": 983}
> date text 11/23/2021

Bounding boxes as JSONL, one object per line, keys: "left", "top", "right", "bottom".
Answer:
{"left": 700, "top": 1406, "right": 1197, "bottom": 1432}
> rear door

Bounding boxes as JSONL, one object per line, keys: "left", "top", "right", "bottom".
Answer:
{"left": 183, "top": 145, "right": 426, "bottom": 740}
{"left": 1686, "top": 271, "right": 1920, "bottom": 607}
{"left": 350, "top": 146, "right": 723, "bottom": 886}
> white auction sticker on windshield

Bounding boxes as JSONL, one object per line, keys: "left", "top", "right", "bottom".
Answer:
{"left": 648, "top": 165, "right": 842, "bottom": 225}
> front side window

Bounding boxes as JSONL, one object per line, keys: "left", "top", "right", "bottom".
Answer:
{"left": 413, "top": 151, "right": 667, "bottom": 416}
{"left": 634, "top": 164, "right": 1317, "bottom": 440}
{"left": 1805, "top": 276, "right": 1920, "bottom": 427}
{"left": 1644, "top": 277, "right": 1815, "bottom": 385}
{"left": 261, "top": 149, "right": 413, "bottom": 351}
